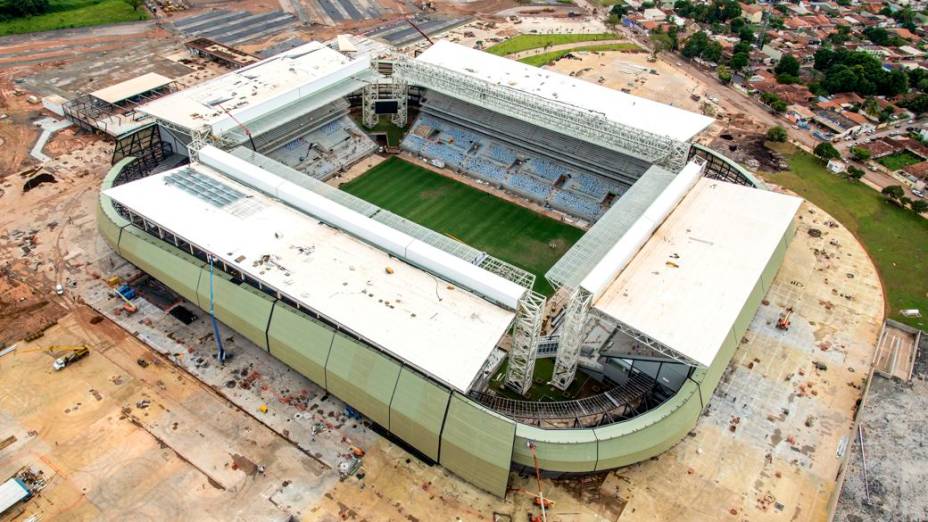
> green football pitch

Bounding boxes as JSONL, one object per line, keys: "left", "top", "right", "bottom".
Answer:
{"left": 339, "top": 157, "right": 585, "bottom": 296}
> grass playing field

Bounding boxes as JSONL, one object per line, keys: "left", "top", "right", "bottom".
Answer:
{"left": 339, "top": 157, "right": 585, "bottom": 296}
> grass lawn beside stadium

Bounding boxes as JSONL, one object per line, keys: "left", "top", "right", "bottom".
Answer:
{"left": 763, "top": 143, "right": 928, "bottom": 330}
{"left": 485, "top": 33, "right": 615, "bottom": 56}
{"left": 0, "top": 0, "right": 148, "bottom": 36}
{"left": 519, "top": 43, "right": 643, "bottom": 67}
{"left": 339, "top": 157, "right": 585, "bottom": 296}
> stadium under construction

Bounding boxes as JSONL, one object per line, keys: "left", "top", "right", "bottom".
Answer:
{"left": 96, "top": 36, "right": 802, "bottom": 496}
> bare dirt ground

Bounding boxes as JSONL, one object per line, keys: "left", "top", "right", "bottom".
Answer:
{"left": 0, "top": 9, "right": 890, "bottom": 520}
{"left": 835, "top": 333, "right": 928, "bottom": 521}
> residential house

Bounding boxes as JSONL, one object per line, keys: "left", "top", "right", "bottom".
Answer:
{"left": 813, "top": 109, "right": 863, "bottom": 139}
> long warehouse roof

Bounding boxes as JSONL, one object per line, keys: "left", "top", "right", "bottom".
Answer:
{"left": 593, "top": 178, "right": 802, "bottom": 367}
{"left": 91, "top": 72, "right": 173, "bottom": 105}
{"left": 139, "top": 41, "right": 369, "bottom": 134}
{"left": 105, "top": 164, "right": 516, "bottom": 393}
{"left": 416, "top": 40, "right": 714, "bottom": 143}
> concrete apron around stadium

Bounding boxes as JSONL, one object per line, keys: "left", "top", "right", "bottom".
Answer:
{"left": 98, "top": 158, "right": 793, "bottom": 497}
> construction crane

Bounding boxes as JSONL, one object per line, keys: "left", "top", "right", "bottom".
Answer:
{"left": 115, "top": 284, "right": 138, "bottom": 315}
{"left": 526, "top": 441, "right": 551, "bottom": 522}
{"left": 776, "top": 307, "right": 793, "bottom": 331}
{"left": 406, "top": 17, "right": 433, "bottom": 45}
{"left": 216, "top": 102, "right": 257, "bottom": 151}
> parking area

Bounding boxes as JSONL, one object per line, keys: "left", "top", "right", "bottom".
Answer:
{"left": 170, "top": 10, "right": 299, "bottom": 46}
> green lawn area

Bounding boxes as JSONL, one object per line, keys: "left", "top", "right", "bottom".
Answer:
{"left": 355, "top": 115, "right": 405, "bottom": 147}
{"left": 485, "top": 33, "right": 615, "bottom": 56}
{"left": 519, "top": 42, "right": 642, "bottom": 67}
{"left": 0, "top": 0, "right": 148, "bottom": 36}
{"left": 339, "top": 157, "right": 585, "bottom": 296}
{"left": 877, "top": 150, "right": 924, "bottom": 171}
{"left": 486, "top": 357, "right": 588, "bottom": 401}
{"left": 762, "top": 144, "right": 928, "bottom": 330}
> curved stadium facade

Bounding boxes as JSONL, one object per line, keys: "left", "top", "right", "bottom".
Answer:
{"left": 97, "top": 38, "right": 801, "bottom": 497}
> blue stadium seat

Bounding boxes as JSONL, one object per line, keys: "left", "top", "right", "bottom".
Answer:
{"left": 550, "top": 190, "right": 602, "bottom": 221}
{"left": 527, "top": 158, "right": 566, "bottom": 182}
{"left": 505, "top": 174, "right": 552, "bottom": 202}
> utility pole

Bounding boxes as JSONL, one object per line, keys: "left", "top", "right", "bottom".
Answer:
{"left": 208, "top": 256, "right": 227, "bottom": 363}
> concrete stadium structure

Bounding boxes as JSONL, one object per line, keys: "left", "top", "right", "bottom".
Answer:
{"left": 96, "top": 37, "right": 801, "bottom": 497}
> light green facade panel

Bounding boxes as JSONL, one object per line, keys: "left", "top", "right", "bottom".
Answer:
{"left": 762, "top": 223, "right": 793, "bottom": 290}
{"left": 119, "top": 227, "right": 204, "bottom": 303}
{"left": 440, "top": 394, "right": 515, "bottom": 497}
{"left": 513, "top": 426, "right": 598, "bottom": 473}
{"left": 97, "top": 199, "right": 127, "bottom": 253}
{"left": 388, "top": 368, "right": 450, "bottom": 461}
{"left": 195, "top": 268, "right": 275, "bottom": 350}
{"left": 325, "top": 334, "right": 401, "bottom": 428}
{"left": 594, "top": 386, "right": 702, "bottom": 471}
{"left": 267, "top": 302, "right": 335, "bottom": 388}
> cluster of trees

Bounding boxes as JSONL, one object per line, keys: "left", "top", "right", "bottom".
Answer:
{"left": 813, "top": 48, "right": 909, "bottom": 97}
{"left": 862, "top": 27, "right": 908, "bottom": 47}
{"left": 760, "top": 91, "right": 787, "bottom": 112}
{"left": 774, "top": 54, "right": 800, "bottom": 84}
{"left": 673, "top": 0, "right": 741, "bottom": 25}
{"left": 882, "top": 185, "right": 928, "bottom": 214}
{"left": 682, "top": 31, "right": 723, "bottom": 63}
{"left": 0, "top": 0, "right": 49, "bottom": 19}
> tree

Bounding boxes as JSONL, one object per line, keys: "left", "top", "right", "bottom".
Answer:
{"left": 881, "top": 185, "right": 905, "bottom": 204}
{"left": 0, "top": 0, "right": 49, "bottom": 17}
{"left": 730, "top": 52, "right": 749, "bottom": 70}
{"left": 766, "top": 125, "right": 787, "bottom": 142}
{"left": 775, "top": 54, "right": 800, "bottom": 77}
{"left": 814, "top": 142, "right": 840, "bottom": 161}
{"left": 771, "top": 99, "right": 787, "bottom": 113}
{"left": 610, "top": 3, "right": 629, "bottom": 16}
{"left": 682, "top": 31, "right": 709, "bottom": 59}
{"left": 846, "top": 166, "right": 865, "bottom": 181}
{"left": 717, "top": 65, "right": 732, "bottom": 84}
{"left": 864, "top": 27, "right": 890, "bottom": 46}
{"left": 911, "top": 199, "right": 928, "bottom": 214}
{"left": 702, "top": 41, "right": 723, "bottom": 63}
{"left": 850, "top": 146, "right": 871, "bottom": 161}
{"left": 900, "top": 94, "right": 928, "bottom": 114}
{"left": 126, "top": 0, "right": 144, "bottom": 9}
{"left": 729, "top": 16, "right": 745, "bottom": 33}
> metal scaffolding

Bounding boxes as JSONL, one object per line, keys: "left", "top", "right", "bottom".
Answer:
{"left": 585, "top": 309, "right": 701, "bottom": 367}
{"left": 505, "top": 291, "right": 546, "bottom": 395}
{"left": 393, "top": 57, "right": 690, "bottom": 171}
{"left": 361, "top": 77, "right": 409, "bottom": 129}
{"left": 551, "top": 287, "right": 593, "bottom": 391}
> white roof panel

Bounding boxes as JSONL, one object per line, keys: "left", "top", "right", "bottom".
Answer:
{"left": 593, "top": 178, "right": 801, "bottom": 367}
{"left": 416, "top": 40, "right": 714, "bottom": 142}
{"left": 138, "top": 42, "right": 368, "bottom": 133}
{"left": 91, "top": 72, "right": 173, "bottom": 104}
{"left": 0, "top": 479, "right": 29, "bottom": 513}
{"left": 104, "top": 164, "right": 515, "bottom": 392}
